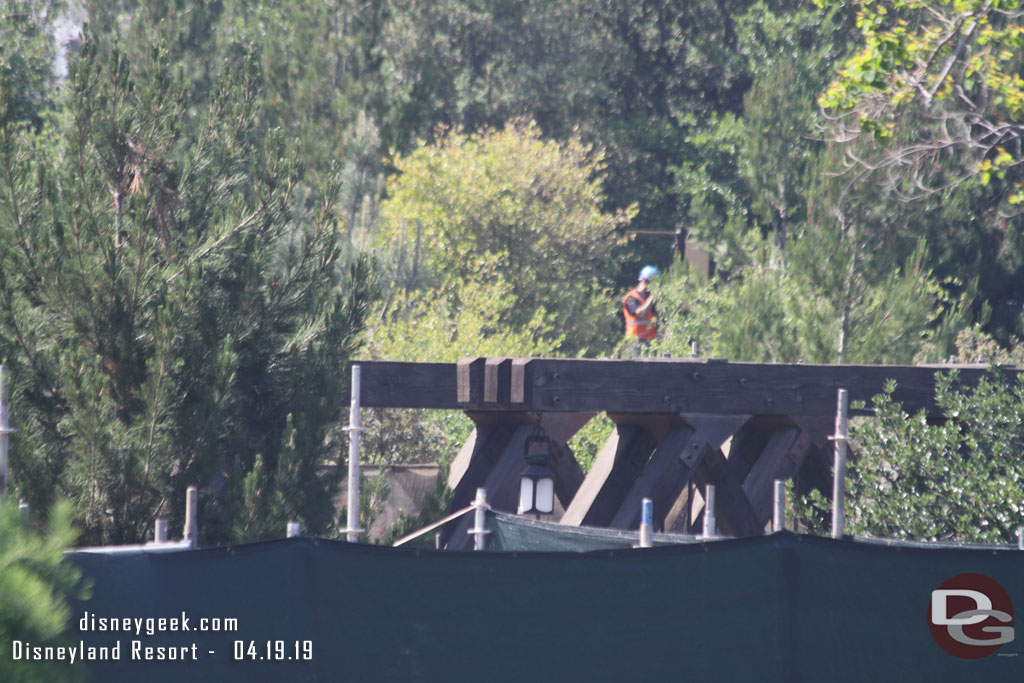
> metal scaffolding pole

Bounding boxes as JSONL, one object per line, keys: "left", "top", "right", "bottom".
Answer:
{"left": 345, "top": 365, "right": 364, "bottom": 543}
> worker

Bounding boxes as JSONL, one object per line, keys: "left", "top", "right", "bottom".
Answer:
{"left": 622, "top": 265, "right": 659, "bottom": 356}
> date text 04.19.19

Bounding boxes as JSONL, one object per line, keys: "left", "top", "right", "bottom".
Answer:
{"left": 233, "top": 640, "right": 313, "bottom": 661}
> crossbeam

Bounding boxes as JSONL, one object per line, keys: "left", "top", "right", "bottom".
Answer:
{"left": 358, "top": 358, "right": 1013, "bottom": 418}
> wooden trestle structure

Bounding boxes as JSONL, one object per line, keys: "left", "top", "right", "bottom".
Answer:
{"left": 359, "top": 357, "right": 1014, "bottom": 548}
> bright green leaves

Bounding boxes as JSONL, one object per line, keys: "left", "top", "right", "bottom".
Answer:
{"left": 377, "top": 122, "right": 633, "bottom": 357}
{"left": 819, "top": 0, "right": 1024, "bottom": 199}
{"left": 841, "top": 371, "right": 1024, "bottom": 543}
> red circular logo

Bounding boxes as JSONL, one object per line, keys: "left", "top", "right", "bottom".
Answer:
{"left": 928, "top": 573, "right": 1014, "bottom": 659}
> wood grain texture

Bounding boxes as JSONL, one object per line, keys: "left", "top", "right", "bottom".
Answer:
{"left": 559, "top": 423, "right": 658, "bottom": 527}
{"left": 357, "top": 361, "right": 458, "bottom": 408}
{"left": 359, "top": 358, "right": 1013, "bottom": 416}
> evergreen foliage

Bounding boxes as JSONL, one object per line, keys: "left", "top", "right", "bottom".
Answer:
{"left": 0, "top": 499, "right": 86, "bottom": 683}
{"left": 1, "top": 0, "right": 1024, "bottom": 551}
{"left": 0, "top": 33, "right": 374, "bottom": 545}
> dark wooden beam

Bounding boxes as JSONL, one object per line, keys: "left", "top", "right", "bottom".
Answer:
{"left": 508, "top": 358, "right": 1006, "bottom": 416}
{"left": 693, "top": 449, "right": 764, "bottom": 537}
{"left": 739, "top": 424, "right": 807, "bottom": 526}
{"left": 607, "top": 425, "right": 696, "bottom": 531}
{"left": 356, "top": 358, "right": 1015, "bottom": 417}
{"left": 457, "top": 357, "right": 486, "bottom": 406}
{"left": 484, "top": 358, "right": 512, "bottom": 406}
{"left": 607, "top": 414, "right": 750, "bottom": 531}
{"left": 559, "top": 422, "right": 659, "bottom": 528}
{"left": 358, "top": 361, "right": 459, "bottom": 409}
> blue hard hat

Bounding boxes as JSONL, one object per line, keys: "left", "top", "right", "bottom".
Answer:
{"left": 639, "top": 265, "right": 659, "bottom": 281}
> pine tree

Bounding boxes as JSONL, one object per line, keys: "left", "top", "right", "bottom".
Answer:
{"left": 0, "top": 499, "right": 85, "bottom": 683}
{"left": 0, "top": 31, "right": 375, "bottom": 545}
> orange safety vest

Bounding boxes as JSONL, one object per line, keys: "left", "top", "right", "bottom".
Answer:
{"left": 622, "top": 288, "right": 657, "bottom": 340}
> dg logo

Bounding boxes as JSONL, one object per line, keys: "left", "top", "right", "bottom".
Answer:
{"left": 929, "top": 573, "right": 1015, "bottom": 659}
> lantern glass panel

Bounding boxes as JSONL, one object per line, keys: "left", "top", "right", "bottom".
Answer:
{"left": 519, "top": 477, "right": 535, "bottom": 514}
{"left": 536, "top": 478, "right": 555, "bottom": 514}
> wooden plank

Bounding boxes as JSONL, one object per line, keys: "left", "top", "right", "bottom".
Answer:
{"left": 549, "top": 440, "right": 585, "bottom": 509}
{"left": 457, "top": 357, "right": 485, "bottom": 406}
{"left": 484, "top": 357, "right": 512, "bottom": 405}
{"left": 446, "top": 422, "right": 516, "bottom": 513}
{"left": 357, "top": 358, "right": 1016, "bottom": 416}
{"left": 510, "top": 357, "right": 532, "bottom": 406}
{"left": 607, "top": 426, "right": 697, "bottom": 531}
{"left": 608, "top": 414, "right": 750, "bottom": 530}
{"left": 502, "top": 358, "right": 1012, "bottom": 417}
{"left": 739, "top": 425, "right": 805, "bottom": 525}
{"left": 693, "top": 449, "right": 763, "bottom": 537}
{"left": 559, "top": 423, "right": 658, "bottom": 528}
{"left": 358, "top": 361, "right": 458, "bottom": 409}
{"left": 447, "top": 425, "right": 537, "bottom": 549}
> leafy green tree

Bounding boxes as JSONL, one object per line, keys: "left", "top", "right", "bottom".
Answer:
{"left": 0, "top": 34, "right": 374, "bottom": 545}
{"left": 376, "top": 0, "right": 759, "bottom": 258}
{"left": 841, "top": 372, "right": 1024, "bottom": 543}
{"left": 0, "top": 499, "right": 86, "bottom": 683}
{"left": 378, "top": 122, "right": 633, "bottom": 356}
{"left": 817, "top": 0, "right": 1024, "bottom": 205}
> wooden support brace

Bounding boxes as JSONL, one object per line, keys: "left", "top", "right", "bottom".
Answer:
{"left": 692, "top": 449, "right": 763, "bottom": 538}
{"left": 608, "top": 414, "right": 750, "bottom": 531}
{"left": 448, "top": 425, "right": 537, "bottom": 549}
{"left": 559, "top": 422, "right": 658, "bottom": 528}
{"left": 447, "top": 422, "right": 515, "bottom": 512}
{"left": 445, "top": 412, "right": 591, "bottom": 548}
{"left": 607, "top": 426, "right": 696, "bottom": 531}
{"left": 740, "top": 425, "right": 808, "bottom": 525}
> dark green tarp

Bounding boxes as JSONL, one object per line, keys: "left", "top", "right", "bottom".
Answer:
{"left": 488, "top": 509, "right": 706, "bottom": 550}
{"left": 56, "top": 532, "right": 1024, "bottom": 682}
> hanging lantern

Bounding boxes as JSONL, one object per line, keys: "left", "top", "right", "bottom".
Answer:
{"left": 519, "top": 434, "right": 555, "bottom": 517}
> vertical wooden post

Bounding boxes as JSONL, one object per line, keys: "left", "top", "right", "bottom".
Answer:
{"left": 154, "top": 519, "right": 168, "bottom": 543}
{"left": 773, "top": 479, "right": 786, "bottom": 532}
{"left": 832, "top": 389, "right": 849, "bottom": 539}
